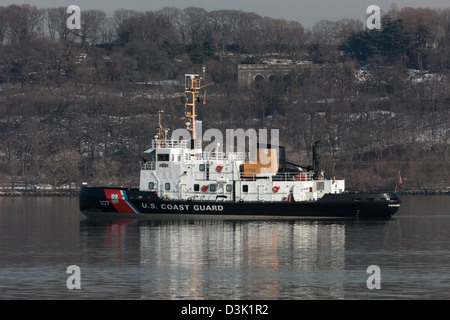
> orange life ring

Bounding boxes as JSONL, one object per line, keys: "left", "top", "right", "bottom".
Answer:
{"left": 202, "top": 185, "right": 208, "bottom": 192}
{"left": 216, "top": 165, "right": 223, "bottom": 172}
{"left": 272, "top": 186, "right": 280, "bottom": 193}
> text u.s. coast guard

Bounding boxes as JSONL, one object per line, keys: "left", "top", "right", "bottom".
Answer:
{"left": 143, "top": 203, "right": 224, "bottom": 212}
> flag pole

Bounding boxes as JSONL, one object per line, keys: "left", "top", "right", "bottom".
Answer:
{"left": 394, "top": 170, "right": 401, "bottom": 193}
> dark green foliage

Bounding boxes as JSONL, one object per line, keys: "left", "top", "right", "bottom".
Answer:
{"left": 344, "top": 16, "right": 411, "bottom": 66}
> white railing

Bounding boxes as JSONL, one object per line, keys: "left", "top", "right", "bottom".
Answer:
{"left": 189, "top": 171, "right": 315, "bottom": 181}
{"left": 151, "top": 139, "right": 195, "bottom": 149}
{"left": 140, "top": 152, "right": 246, "bottom": 171}
{"left": 184, "top": 151, "right": 247, "bottom": 162}
{"left": 241, "top": 171, "right": 315, "bottom": 181}
{"left": 202, "top": 151, "right": 246, "bottom": 161}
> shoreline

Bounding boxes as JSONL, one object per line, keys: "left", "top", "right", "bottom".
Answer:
{"left": 0, "top": 190, "right": 79, "bottom": 197}
{"left": 1, "top": 189, "right": 449, "bottom": 197}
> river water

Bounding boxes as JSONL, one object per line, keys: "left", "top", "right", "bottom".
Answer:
{"left": 0, "top": 195, "right": 449, "bottom": 300}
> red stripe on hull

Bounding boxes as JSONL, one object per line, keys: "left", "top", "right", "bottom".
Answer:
{"left": 104, "top": 189, "right": 138, "bottom": 214}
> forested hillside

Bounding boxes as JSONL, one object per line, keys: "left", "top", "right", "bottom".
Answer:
{"left": 0, "top": 4, "right": 449, "bottom": 193}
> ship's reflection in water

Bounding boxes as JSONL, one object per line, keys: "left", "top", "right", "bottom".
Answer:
{"left": 80, "top": 218, "right": 362, "bottom": 299}
{"left": 3, "top": 196, "right": 448, "bottom": 299}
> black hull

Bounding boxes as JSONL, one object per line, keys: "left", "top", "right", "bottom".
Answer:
{"left": 79, "top": 186, "right": 401, "bottom": 219}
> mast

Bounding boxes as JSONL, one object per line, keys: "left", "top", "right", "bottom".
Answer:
{"left": 184, "top": 67, "right": 211, "bottom": 149}
{"left": 157, "top": 109, "right": 164, "bottom": 139}
{"left": 156, "top": 108, "right": 170, "bottom": 147}
{"left": 394, "top": 170, "right": 401, "bottom": 193}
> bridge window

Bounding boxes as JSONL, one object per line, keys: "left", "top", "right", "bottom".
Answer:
{"left": 194, "top": 184, "right": 199, "bottom": 192}
{"left": 165, "top": 183, "right": 170, "bottom": 191}
{"left": 243, "top": 185, "right": 249, "bottom": 193}
{"left": 157, "top": 154, "right": 169, "bottom": 161}
{"left": 210, "top": 184, "right": 217, "bottom": 192}
{"left": 199, "top": 164, "right": 205, "bottom": 171}
{"left": 315, "top": 182, "right": 324, "bottom": 191}
{"left": 226, "top": 184, "right": 232, "bottom": 192}
{"left": 148, "top": 182, "right": 155, "bottom": 190}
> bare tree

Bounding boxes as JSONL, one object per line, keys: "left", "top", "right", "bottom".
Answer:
{"left": 100, "top": 16, "right": 116, "bottom": 44}
{"left": 179, "top": 7, "right": 209, "bottom": 45}
{"left": 0, "top": 7, "right": 7, "bottom": 44}
{"left": 44, "top": 7, "right": 70, "bottom": 41}
{"left": 207, "top": 10, "right": 236, "bottom": 53}
{"left": 112, "top": 8, "right": 138, "bottom": 30}
{"left": 233, "top": 12, "right": 265, "bottom": 56}
{"left": 5, "top": 5, "right": 31, "bottom": 43}
{"left": 75, "top": 9, "right": 107, "bottom": 46}
{"left": 336, "top": 18, "right": 363, "bottom": 45}
{"left": 312, "top": 19, "right": 339, "bottom": 47}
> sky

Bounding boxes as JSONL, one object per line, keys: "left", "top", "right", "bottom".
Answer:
{"left": 1, "top": 0, "right": 449, "bottom": 27}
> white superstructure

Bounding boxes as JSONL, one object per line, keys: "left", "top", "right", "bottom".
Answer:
{"left": 139, "top": 138, "right": 345, "bottom": 203}
{"left": 138, "top": 72, "right": 345, "bottom": 204}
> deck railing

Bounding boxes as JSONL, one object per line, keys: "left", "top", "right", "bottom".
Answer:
{"left": 151, "top": 139, "right": 193, "bottom": 149}
{"left": 240, "top": 171, "right": 315, "bottom": 181}
{"left": 185, "top": 151, "right": 247, "bottom": 162}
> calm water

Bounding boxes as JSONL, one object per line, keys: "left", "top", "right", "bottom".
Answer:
{"left": 0, "top": 195, "right": 449, "bottom": 300}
